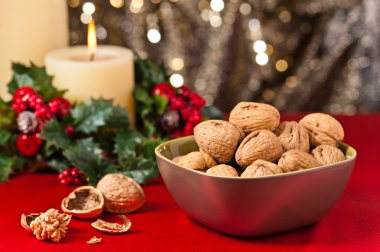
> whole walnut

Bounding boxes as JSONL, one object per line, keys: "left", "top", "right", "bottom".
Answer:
{"left": 299, "top": 113, "right": 344, "bottom": 147}
{"left": 175, "top": 151, "right": 217, "bottom": 169}
{"left": 275, "top": 121, "right": 309, "bottom": 152}
{"left": 235, "top": 130, "right": 283, "bottom": 168}
{"left": 278, "top": 149, "right": 320, "bottom": 172}
{"left": 311, "top": 145, "right": 346, "bottom": 166}
{"left": 205, "top": 164, "right": 238, "bottom": 177}
{"left": 229, "top": 102, "right": 280, "bottom": 133}
{"left": 194, "top": 120, "right": 244, "bottom": 163}
{"left": 241, "top": 159, "right": 283, "bottom": 178}
{"left": 97, "top": 174, "right": 145, "bottom": 214}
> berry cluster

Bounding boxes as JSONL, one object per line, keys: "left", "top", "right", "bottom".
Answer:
{"left": 58, "top": 167, "right": 87, "bottom": 186}
{"left": 11, "top": 87, "right": 72, "bottom": 157}
{"left": 152, "top": 83, "right": 206, "bottom": 137}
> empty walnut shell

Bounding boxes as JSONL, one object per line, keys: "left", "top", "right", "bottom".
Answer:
{"left": 275, "top": 121, "right": 309, "bottom": 152}
{"left": 206, "top": 164, "right": 238, "bottom": 177}
{"left": 97, "top": 174, "right": 145, "bottom": 214}
{"left": 194, "top": 120, "right": 244, "bottom": 163}
{"left": 299, "top": 113, "right": 344, "bottom": 147}
{"left": 91, "top": 215, "right": 132, "bottom": 234}
{"left": 229, "top": 102, "right": 280, "bottom": 133}
{"left": 21, "top": 213, "right": 41, "bottom": 232}
{"left": 235, "top": 130, "right": 283, "bottom": 168}
{"left": 61, "top": 186, "right": 104, "bottom": 219}
{"left": 241, "top": 160, "right": 283, "bottom": 178}
{"left": 311, "top": 145, "right": 346, "bottom": 166}
{"left": 278, "top": 149, "right": 320, "bottom": 172}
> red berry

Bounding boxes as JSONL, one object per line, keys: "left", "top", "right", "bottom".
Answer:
{"left": 48, "top": 97, "right": 72, "bottom": 118}
{"left": 177, "top": 86, "right": 192, "bottom": 98}
{"left": 169, "top": 96, "right": 186, "bottom": 110}
{"left": 65, "top": 125, "right": 75, "bottom": 137}
{"left": 33, "top": 132, "right": 44, "bottom": 145}
{"left": 34, "top": 104, "right": 52, "bottom": 122}
{"left": 14, "top": 87, "right": 36, "bottom": 102}
{"left": 71, "top": 169, "right": 79, "bottom": 178}
{"left": 152, "top": 83, "right": 175, "bottom": 99}
{"left": 184, "top": 122, "right": 194, "bottom": 135}
{"left": 65, "top": 176, "right": 73, "bottom": 185}
{"left": 189, "top": 93, "right": 206, "bottom": 108}
{"left": 58, "top": 173, "right": 65, "bottom": 180}
{"left": 180, "top": 107, "right": 192, "bottom": 120}
{"left": 16, "top": 133, "right": 42, "bottom": 157}
{"left": 73, "top": 178, "right": 81, "bottom": 185}
{"left": 62, "top": 169, "right": 70, "bottom": 177}
{"left": 27, "top": 94, "right": 44, "bottom": 109}
{"left": 188, "top": 110, "right": 202, "bottom": 124}
{"left": 171, "top": 129, "right": 184, "bottom": 138}
{"left": 60, "top": 178, "right": 68, "bottom": 186}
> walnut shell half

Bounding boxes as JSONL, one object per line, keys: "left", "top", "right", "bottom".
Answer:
{"left": 235, "top": 130, "right": 283, "bottom": 168}
{"left": 275, "top": 121, "right": 309, "bottom": 152}
{"left": 61, "top": 186, "right": 104, "bottom": 219}
{"left": 241, "top": 159, "right": 283, "bottom": 178}
{"left": 278, "top": 149, "right": 320, "bottom": 172}
{"left": 229, "top": 102, "right": 280, "bottom": 133}
{"left": 97, "top": 174, "right": 145, "bottom": 214}
{"left": 91, "top": 215, "right": 131, "bottom": 234}
{"left": 299, "top": 113, "right": 344, "bottom": 147}
{"left": 311, "top": 145, "right": 346, "bottom": 166}
{"left": 194, "top": 120, "right": 244, "bottom": 163}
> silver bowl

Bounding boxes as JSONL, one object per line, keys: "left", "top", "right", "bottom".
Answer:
{"left": 155, "top": 136, "right": 357, "bottom": 237}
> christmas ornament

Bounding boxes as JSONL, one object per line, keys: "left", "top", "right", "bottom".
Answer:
{"left": 17, "top": 111, "right": 38, "bottom": 134}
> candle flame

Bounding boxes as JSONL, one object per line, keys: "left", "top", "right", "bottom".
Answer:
{"left": 87, "top": 19, "right": 97, "bottom": 54}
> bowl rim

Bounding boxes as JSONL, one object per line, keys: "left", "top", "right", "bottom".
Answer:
{"left": 155, "top": 135, "right": 357, "bottom": 180}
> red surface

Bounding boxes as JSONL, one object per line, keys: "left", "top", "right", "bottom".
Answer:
{"left": 1, "top": 114, "right": 380, "bottom": 252}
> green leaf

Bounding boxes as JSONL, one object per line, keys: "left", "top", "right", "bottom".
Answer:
{"left": 134, "top": 58, "right": 167, "bottom": 90}
{"left": 71, "top": 98, "right": 114, "bottom": 134}
{"left": 40, "top": 119, "right": 71, "bottom": 149}
{"left": 114, "top": 130, "right": 143, "bottom": 161}
{"left": 12, "top": 62, "right": 29, "bottom": 74}
{"left": 119, "top": 157, "right": 159, "bottom": 184}
{"left": 47, "top": 158, "right": 71, "bottom": 172}
{"left": 106, "top": 106, "right": 130, "bottom": 129}
{"left": 142, "top": 138, "right": 163, "bottom": 159}
{"left": 0, "top": 98, "right": 16, "bottom": 130}
{"left": 153, "top": 95, "right": 168, "bottom": 115}
{"left": 0, "top": 154, "right": 15, "bottom": 182}
{"left": 63, "top": 138, "right": 106, "bottom": 185}
{"left": 0, "top": 131, "right": 11, "bottom": 147}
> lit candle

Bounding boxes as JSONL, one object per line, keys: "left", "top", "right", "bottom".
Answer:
{"left": 45, "top": 20, "right": 135, "bottom": 122}
{"left": 0, "top": 0, "right": 68, "bottom": 100}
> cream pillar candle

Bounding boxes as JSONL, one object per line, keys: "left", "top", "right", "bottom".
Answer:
{"left": 0, "top": 0, "right": 68, "bottom": 100}
{"left": 45, "top": 45, "right": 135, "bottom": 122}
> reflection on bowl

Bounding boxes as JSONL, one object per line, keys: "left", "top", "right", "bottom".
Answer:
{"left": 155, "top": 136, "right": 357, "bottom": 237}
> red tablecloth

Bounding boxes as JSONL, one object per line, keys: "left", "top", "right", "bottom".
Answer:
{"left": 1, "top": 114, "right": 380, "bottom": 252}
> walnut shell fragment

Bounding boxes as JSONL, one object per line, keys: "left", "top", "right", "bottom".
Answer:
{"left": 275, "top": 121, "right": 309, "bottom": 152}
{"left": 299, "top": 113, "right": 344, "bottom": 147}
{"left": 194, "top": 120, "right": 244, "bottom": 163}
{"left": 91, "top": 215, "right": 132, "bottom": 234}
{"left": 278, "top": 149, "right": 320, "bottom": 172}
{"left": 312, "top": 145, "right": 346, "bottom": 166}
{"left": 205, "top": 164, "right": 239, "bottom": 177}
{"left": 241, "top": 160, "right": 283, "bottom": 178}
{"left": 229, "top": 102, "right": 280, "bottom": 133}
{"left": 176, "top": 151, "right": 217, "bottom": 170}
{"left": 235, "top": 130, "right": 283, "bottom": 168}
{"left": 97, "top": 174, "right": 145, "bottom": 214}
{"left": 61, "top": 186, "right": 104, "bottom": 219}
{"left": 87, "top": 236, "right": 102, "bottom": 245}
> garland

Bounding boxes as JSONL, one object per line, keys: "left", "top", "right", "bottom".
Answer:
{"left": 0, "top": 59, "right": 222, "bottom": 185}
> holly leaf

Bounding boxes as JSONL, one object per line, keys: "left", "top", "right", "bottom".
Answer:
{"left": 135, "top": 58, "right": 167, "bottom": 90}
{"left": 71, "top": 98, "right": 114, "bottom": 134}
{"left": 0, "top": 98, "right": 16, "bottom": 130}
{"left": 114, "top": 130, "right": 143, "bottom": 161}
{"left": 106, "top": 106, "right": 130, "bottom": 129}
{"left": 40, "top": 119, "right": 71, "bottom": 149}
{"left": 63, "top": 138, "right": 106, "bottom": 185}
{"left": 153, "top": 95, "right": 168, "bottom": 115}
{"left": 0, "top": 154, "right": 15, "bottom": 182}
{"left": 7, "top": 62, "right": 66, "bottom": 101}
{"left": 0, "top": 131, "right": 12, "bottom": 147}
{"left": 142, "top": 138, "right": 163, "bottom": 159}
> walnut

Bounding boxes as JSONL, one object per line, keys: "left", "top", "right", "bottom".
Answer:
{"left": 172, "top": 155, "right": 184, "bottom": 163}
{"left": 21, "top": 208, "right": 72, "bottom": 243}
{"left": 176, "top": 151, "right": 206, "bottom": 169}
{"left": 229, "top": 102, "right": 280, "bottom": 133}
{"left": 205, "top": 164, "right": 239, "bottom": 177}
{"left": 200, "top": 149, "right": 218, "bottom": 168}
{"left": 61, "top": 186, "right": 104, "bottom": 219}
{"left": 194, "top": 120, "right": 244, "bottom": 163}
{"left": 299, "top": 113, "right": 344, "bottom": 147}
{"left": 91, "top": 215, "right": 131, "bottom": 234}
{"left": 278, "top": 149, "right": 320, "bottom": 172}
{"left": 235, "top": 130, "right": 283, "bottom": 168}
{"left": 241, "top": 159, "right": 283, "bottom": 178}
{"left": 275, "top": 121, "right": 309, "bottom": 152}
{"left": 311, "top": 145, "right": 346, "bottom": 166}
{"left": 96, "top": 174, "right": 145, "bottom": 214}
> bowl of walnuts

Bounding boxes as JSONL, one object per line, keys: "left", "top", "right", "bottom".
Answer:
{"left": 155, "top": 102, "right": 357, "bottom": 237}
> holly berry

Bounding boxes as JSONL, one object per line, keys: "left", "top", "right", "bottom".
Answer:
{"left": 27, "top": 93, "right": 44, "bottom": 109}
{"left": 188, "top": 109, "right": 202, "bottom": 125}
{"left": 13, "top": 87, "right": 36, "bottom": 101}
{"left": 34, "top": 104, "right": 52, "bottom": 122}
{"left": 177, "top": 86, "right": 192, "bottom": 98}
{"left": 184, "top": 122, "right": 194, "bottom": 136}
{"left": 169, "top": 96, "right": 185, "bottom": 110}
{"left": 58, "top": 167, "right": 87, "bottom": 186}
{"left": 16, "top": 133, "right": 42, "bottom": 157}
{"left": 188, "top": 92, "right": 206, "bottom": 108}
{"left": 11, "top": 99, "right": 28, "bottom": 114}
{"left": 65, "top": 125, "right": 75, "bottom": 137}
{"left": 152, "top": 83, "right": 175, "bottom": 99}
{"left": 48, "top": 97, "right": 72, "bottom": 118}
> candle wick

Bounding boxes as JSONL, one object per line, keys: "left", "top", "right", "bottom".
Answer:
{"left": 90, "top": 53, "right": 95, "bottom": 61}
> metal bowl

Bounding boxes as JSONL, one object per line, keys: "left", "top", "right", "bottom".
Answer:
{"left": 155, "top": 136, "right": 357, "bottom": 237}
